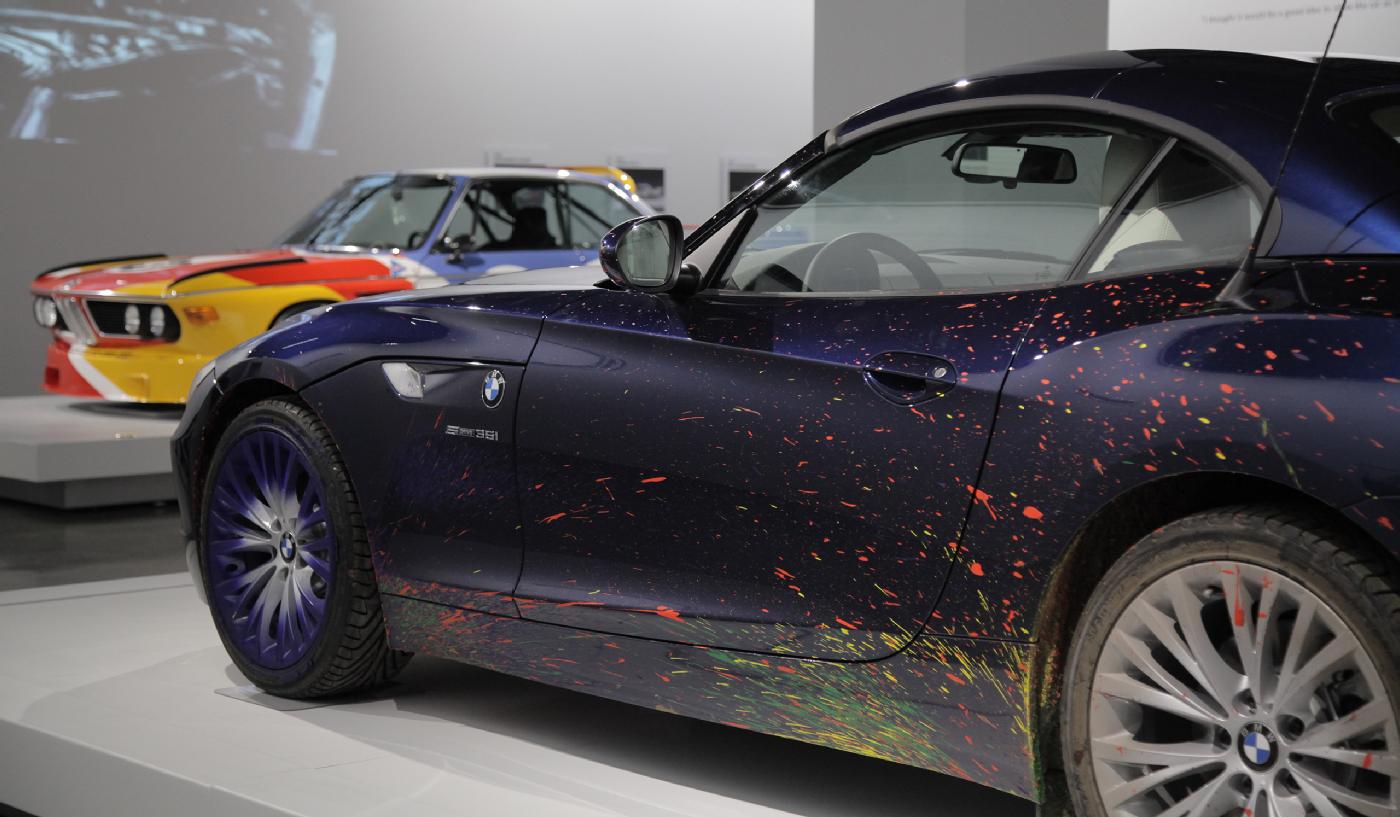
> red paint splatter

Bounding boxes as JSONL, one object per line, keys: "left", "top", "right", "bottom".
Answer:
{"left": 1314, "top": 401, "right": 1335, "bottom": 422}
{"left": 968, "top": 562, "right": 985, "bottom": 577}
{"left": 1219, "top": 383, "right": 1234, "bottom": 394}
{"left": 1022, "top": 506, "right": 1043, "bottom": 520}
{"left": 641, "top": 476, "right": 668, "bottom": 484}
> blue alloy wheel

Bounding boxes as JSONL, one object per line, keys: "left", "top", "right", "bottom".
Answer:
{"left": 206, "top": 428, "right": 335, "bottom": 669}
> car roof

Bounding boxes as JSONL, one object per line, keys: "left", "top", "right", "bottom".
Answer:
{"left": 823, "top": 49, "right": 1400, "bottom": 258}
{"left": 834, "top": 49, "right": 1400, "bottom": 139}
{"left": 368, "top": 167, "right": 616, "bottom": 183}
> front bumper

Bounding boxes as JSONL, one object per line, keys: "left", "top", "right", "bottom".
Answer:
{"left": 44, "top": 337, "right": 213, "bottom": 403}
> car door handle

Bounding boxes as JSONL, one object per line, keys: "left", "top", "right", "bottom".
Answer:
{"left": 862, "top": 352, "right": 957, "bottom": 405}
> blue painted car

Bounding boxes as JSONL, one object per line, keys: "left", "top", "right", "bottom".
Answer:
{"left": 174, "top": 51, "right": 1400, "bottom": 816}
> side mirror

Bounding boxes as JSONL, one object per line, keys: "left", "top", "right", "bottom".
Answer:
{"left": 599, "top": 214, "right": 684, "bottom": 292}
{"left": 952, "top": 142, "right": 1077, "bottom": 185}
{"left": 434, "top": 233, "right": 474, "bottom": 262}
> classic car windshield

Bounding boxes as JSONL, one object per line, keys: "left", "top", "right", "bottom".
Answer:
{"left": 279, "top": 175, "right": 454, "bottom": 252}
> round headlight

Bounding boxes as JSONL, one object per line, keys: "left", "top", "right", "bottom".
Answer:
{"left": 123, "top": 304, "right": 141, "bottom": 334}
{"left": 148, "top": 306, "right": 165, "bottom": 337}
{"left": 32, "top": 297, "right": 58, "bottom": 328}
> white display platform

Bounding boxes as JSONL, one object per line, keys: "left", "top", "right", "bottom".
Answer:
{"left": 0, "top": 396, "right": 179, "bottom": 508}
{"left": 0, "top": 575, "right": 1031, "bottom": 817}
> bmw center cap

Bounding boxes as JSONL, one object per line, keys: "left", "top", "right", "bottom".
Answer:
{"left": 1239, "top": 724, "right": 1277, "bottom": 770}
{"left": 482, "top": 369, "right": 506, "bottom": 408}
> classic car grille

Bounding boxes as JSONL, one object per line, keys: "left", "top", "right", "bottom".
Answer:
{"left": 86, "top": 301, "right": 181, "bottom": 341}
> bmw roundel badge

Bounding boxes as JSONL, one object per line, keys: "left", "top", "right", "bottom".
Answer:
{"left": 1238, "top": 724, "right": 1277, "bottom": 770}
{"left": 482, "top": 369, "right": 506, "bottom": 408}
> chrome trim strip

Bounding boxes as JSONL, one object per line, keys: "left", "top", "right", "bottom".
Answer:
{"left": 54, "top": 297, "right": 95, "bottom": 345}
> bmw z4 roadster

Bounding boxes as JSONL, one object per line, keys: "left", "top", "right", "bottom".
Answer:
{"left": 175, "top": 51, "right": 1400, "bottom": 816}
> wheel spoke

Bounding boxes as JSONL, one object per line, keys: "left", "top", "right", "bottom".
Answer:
{"left": 1155, "top": 773, "right": 1232, "bottom": 817}
{"left": 1265, "top": 789, "right": 1309, "bottom": 817}
{"left": 1291, "top": 762, "right": 1395, "bottom": 817}
{"left": 292, "top": 567, "right": 326, "bottom": 616}
{"left": 253, "top": 568, "right": 284, "bottom": 657}
{"left": 207, "top": 534, "right": 273, "bottom": 556}
{"left": 1097, "top": 671, "right": 1225, "bottom": 725}
{"left": 1292, "top": 700, "right": 1391, "bottom": 750}
{"left": 213, "top": 481, "right": 275, "bottom": 534}
{"left": 1101, "top": 757, "right": 1223, "bottom": 809}
{"left": 1292, "top": 745, "right": 1400, "bottom": 777}
{"left": 1092, "top": 733, "right": 1224, "bottom": 767}
{"left": 1166, "top": 571, "right": 1245, "bottom": 705}
{"left": 1274, "top": 596, "right": 1317, "bottom": 709}
{"left": 1119, "top": 602, "right": 1228, "bottom": 718}
{"left": 1225, "top": 564, "right": 1266, "bottom": 709}
{"left": 1276, "top": 636, "right": 1358, "bottom": 713}
{"left": 301, "top": 549, "right": 333, "bottom": 581}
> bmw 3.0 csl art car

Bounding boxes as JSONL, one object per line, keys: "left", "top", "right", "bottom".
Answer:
{"left": 175, "top": 51, "right": 1400, "bottom": 817}
{"left": 31, "top": 167, "right": 647, "bottom": 403}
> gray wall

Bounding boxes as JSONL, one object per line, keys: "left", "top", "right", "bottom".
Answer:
{"left": 813, "top": 0, "right": 1109, "bottom": 132}
{"left": 0, "top": 0, "right": 813, "bottom": 398}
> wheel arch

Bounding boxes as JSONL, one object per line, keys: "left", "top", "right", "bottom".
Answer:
{"left": 187, "top": 377, "right": 305, "bottom": 533}
{"left": 269, "top": 299, "right": 336, "bottom": 329}
{"left": 1026, "top": 470, "right": 1400, "bottom": 803}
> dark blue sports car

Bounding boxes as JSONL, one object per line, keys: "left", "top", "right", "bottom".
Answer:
{"left": 174, "top": 50, "right": 1400, "bottom": 817}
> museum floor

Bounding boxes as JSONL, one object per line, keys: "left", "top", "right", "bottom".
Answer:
{"left": 0, "top": 498, "right": 1034, "bottom": 817}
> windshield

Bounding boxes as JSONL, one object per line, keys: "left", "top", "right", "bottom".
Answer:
{"left": 278, "top": 175, "right": 454, "bottom": 251}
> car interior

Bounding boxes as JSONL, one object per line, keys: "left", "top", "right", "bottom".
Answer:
{"left": 719, "top": 124, "right": 1260, "bottom": 295}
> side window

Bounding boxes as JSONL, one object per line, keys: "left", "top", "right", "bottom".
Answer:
{"left": 1085, "top": 146, "right": 1260, "bottom": 277}
{"left": 444, "top": 180, "right": 568, "bottom": 252}
{"left": 567, "top": 183, "right": 639, "bottom": 249}
{"left": 717, "top": 122, "right": 1163, "bottom": 294}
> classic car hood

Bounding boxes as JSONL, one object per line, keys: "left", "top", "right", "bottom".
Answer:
{"left": 31, "top": 248, "right": 393, "bottom": 297}
{"left": 33, "top": 249, "right": 294, "bottom": 296}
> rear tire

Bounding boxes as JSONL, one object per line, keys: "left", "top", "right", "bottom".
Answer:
{"left": 199, "top": 398, "right": 409, "bottom": 697}
{"left": 1063, "top": 505, "right": 1400, "bottom": 817}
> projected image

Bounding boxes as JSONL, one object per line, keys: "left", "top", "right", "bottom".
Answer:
{"left": 0, "top": 1, "right": 335, "bottom": 150}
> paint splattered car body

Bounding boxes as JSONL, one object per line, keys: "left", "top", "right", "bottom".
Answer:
{"left": 174, "top": 52, "right": 1400, "bottom": 804}
{"left": 31, "top": 167, "right": 649, "bottom": 402}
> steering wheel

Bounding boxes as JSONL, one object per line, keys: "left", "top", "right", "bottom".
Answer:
{"left": 805, "top": 232, "right": 943, "bottom": 292}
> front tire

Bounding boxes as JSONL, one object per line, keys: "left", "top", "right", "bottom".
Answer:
{"left": 1063, "top": 505, "right": 1400, "bottom": 817}
{"left": 199, "top": 398, "right": 409, "bottom": 697}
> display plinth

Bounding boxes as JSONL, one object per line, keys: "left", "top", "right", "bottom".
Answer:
{"left": 0, "top": 396, "right": 179, "bottom": 508}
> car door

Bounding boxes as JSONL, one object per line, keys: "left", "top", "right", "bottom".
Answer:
{"left": 514, "top": 115, "right": 1167, "bottom": 660}
{"left": 430, "top": 178, "right": 583, "bottom": 281}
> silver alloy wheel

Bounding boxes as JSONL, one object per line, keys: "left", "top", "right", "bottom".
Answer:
{"left": 1088, "top": 560, "right": 1399, "bottom": 817}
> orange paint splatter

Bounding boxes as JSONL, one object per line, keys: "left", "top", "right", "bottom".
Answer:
{"left": 1219, "top": 383, "right": 1234, "bottom": 394}
{"left": 1022, "top": 506, "right": 1043, "bottom": 520}
{"left": 1314, "top": 401, "right": 1335, "bottom": 423}
{"left": 968, "top": 562, "right": 985, "bottom": 577}
{"left": 641, "top": 476, "right": 668, "bottom": 484}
